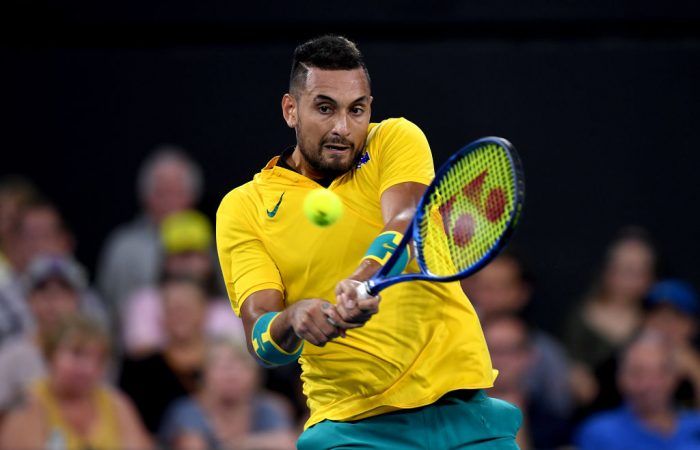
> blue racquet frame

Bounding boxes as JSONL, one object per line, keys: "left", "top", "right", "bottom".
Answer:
{"left": 363, "top": 136, "right": 525, "bottom": 296}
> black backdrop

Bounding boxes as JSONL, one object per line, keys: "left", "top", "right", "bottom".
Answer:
{"left": 3, "top": 1, "right": 700, "bottom": 333}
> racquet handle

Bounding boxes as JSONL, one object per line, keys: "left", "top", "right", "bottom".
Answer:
{"left": 356, "top": 281, "right": 373, "bottom": 299}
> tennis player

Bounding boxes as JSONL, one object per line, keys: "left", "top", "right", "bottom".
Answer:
{"left": 216, "top": 35, "right": 521, "bottom": 449}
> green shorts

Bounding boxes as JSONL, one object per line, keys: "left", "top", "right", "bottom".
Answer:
{"left": 297, "top": 390, "right": 521, "bottom": 450}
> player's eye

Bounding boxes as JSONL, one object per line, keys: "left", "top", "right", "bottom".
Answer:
{"left": 351, "top": 107, "right": 365, "bottom": 115}
{"left": 318, "top": 105, "right": 332, "bottom": 114}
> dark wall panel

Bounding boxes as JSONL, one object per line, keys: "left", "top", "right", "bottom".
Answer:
{"left": 3, "top": 34, "right": 699, "bottom": 333}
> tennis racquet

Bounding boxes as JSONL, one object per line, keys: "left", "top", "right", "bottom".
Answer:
{"left": 359, "top": 136, "right": 525, "bottom": 297}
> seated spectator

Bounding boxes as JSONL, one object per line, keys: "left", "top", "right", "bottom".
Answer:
{"left": 97, "top": 147, "right": 203, "bottom": 315}
{"left": 643, "top": 279, "right": 700, "bottom": 409}
{"left": 0, "top": 255, "right": 104, "bottom": 417}
{"left": 0, "top": 175, "right": 37, "bottom": 287}
{"left": 0, "top": 315, "right": 152, "bottom": 450}
{"left": 119, "top": 275, "right": 209, "bottom": 433}
{"left": 575, "top": 332, "right": 700, "bottom": 450}
{"left": 484, "top": 315, "right": 571, "bottom": 450}
{"left": 462, "top": 249, "right": 573, "bottom": 419}
{"left": 122, "top": 209, "right": 243, "bottom": 357}
{"left": 0, "top": 200, "right": 107, "bottom": 338}
{"left": 564, "top": 227, "right": 656, "bottom": 408}
{"left": 160, "top": 337, "right": 296, "bottom": 450}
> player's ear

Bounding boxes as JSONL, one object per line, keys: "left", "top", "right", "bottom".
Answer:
{"left": 282, "top": 93, "right": 298, "bottom": 128}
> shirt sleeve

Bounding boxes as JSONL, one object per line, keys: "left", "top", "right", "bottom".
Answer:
{"left": 216, "top": 189, "right": 284, "bottom": 316}
{"left": 373, "top": 118, "right": 435, "bottom": 195}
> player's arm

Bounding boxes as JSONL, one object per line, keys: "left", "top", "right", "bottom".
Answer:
{"left": 335, "top": 181, "right": 427, "bottom": 323}
{"left": 218, "top": 193, "right": 358, "bottom": 366}
{"left": 335, "top": 119, "right": 434, "bottom": 324}
{"left": 240, "top": 289, "right": 362, "bottom": 363}
{"left": 350, "top": 181, "right": 426, "bottom": 281}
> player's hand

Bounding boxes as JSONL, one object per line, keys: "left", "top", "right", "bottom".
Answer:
{"left": 335, "top": 279, "right": 380, "bottom": 325}
{"left": 287, "top": 299, "right": 360, "bottom": 346}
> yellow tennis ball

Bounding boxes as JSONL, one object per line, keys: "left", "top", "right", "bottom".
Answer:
{"left": 303, "top": 189, "right": 343, "bottom": 227}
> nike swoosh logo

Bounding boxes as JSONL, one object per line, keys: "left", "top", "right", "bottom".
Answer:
{"left": 266, "top": 192, "right": 285, "bottom": 218}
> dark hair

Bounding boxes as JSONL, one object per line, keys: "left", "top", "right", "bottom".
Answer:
{"left": 159, "top": 273, "right": 209, "bottom": 301}
{"left": 496, "top": 246, "right": 535, "bottom": 286}
{"left": 289, "top": 35, "right": 370, "bottom": 95}
{"left": 0, "top": 175, "right": 38, "bottom": 200}
{"left": 482, "top": 313, "right": 534, "bottom": 349}
{"left": 604, "top": 226, "right": 657, "bottom": 269}
{"left": 580, "top": 225, "right": 658, "bottom": 306}
{"left": 16, "top": 197, "right": 70, "bottom": 236}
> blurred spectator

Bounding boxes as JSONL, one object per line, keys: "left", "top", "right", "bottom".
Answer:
{"left": 0, "top": 199, "right": 74, "bottom": 340}
{"left": 0, "top": 256, "right": 85, "bottom": 416}
{"left": 0, "top": 175, "right": 37, "bottom": 286}
{"left": 643, "top": 279, "right": 700, "bottom": 409}
{"left": 11, "top": 199, "right": 73, "bottom": 274}
{"left": 0, "top": 315, "right": 152, "bottom": 450}
{"left": 484, "top": 315, "right": 571, "bottom": 450}
{"left": 463, "top": 250, "right": 573, "bottom": 419}
{"left": 119, "top": 275, "right": 208, "bottom": 433}
{"left": 97, "top": 147, "right": 203, "bottom": 315}
{"left": 564, "top": 227, "right": 656, "bottom": 407}
{"left": 574, "top": 332, "right": 700, "bottom": 450}
{"left": 122, "top": 209, "right": 243, "bottom": 357}
{"left": 160, "top": 337, "right": 296, "bottom": 450}
{"left": 0, "top": 201, "right": 107, "bottom": 339}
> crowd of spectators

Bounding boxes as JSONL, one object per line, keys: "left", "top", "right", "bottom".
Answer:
{"left": 0, "top": 149, "right": 698, "bottom": 449}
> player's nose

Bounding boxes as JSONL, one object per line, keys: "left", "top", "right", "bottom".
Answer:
{"left": 331, "top": 113, "right": 350, "bottom": 136}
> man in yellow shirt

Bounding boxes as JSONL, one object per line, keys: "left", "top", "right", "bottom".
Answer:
{"left": 217, "top": 35, "right": 521, "bottom": 449}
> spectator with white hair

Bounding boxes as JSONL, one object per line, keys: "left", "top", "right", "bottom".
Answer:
{"left": 96, "top": 146, "right": 203, "bottom": 315}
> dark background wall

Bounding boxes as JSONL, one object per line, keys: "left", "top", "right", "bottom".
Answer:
{"left": 3, "top": 1, "right": 700, "bottom": 333}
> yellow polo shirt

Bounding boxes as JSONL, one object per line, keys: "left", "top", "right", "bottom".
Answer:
{"left": 216, "top": 117, "right": 495, "bottom": 428}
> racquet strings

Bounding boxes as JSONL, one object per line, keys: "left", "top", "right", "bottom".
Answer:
{"left": 417, "top": 143, "right": 516, "bottom": 277}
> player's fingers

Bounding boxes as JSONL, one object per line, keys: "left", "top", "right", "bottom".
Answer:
{"left": 355, "top": 296, "right": 380, "bottom": 315}
{"left": 337, "top": 296, "right": 379, "bottom": 323}
{"left": 323, "top": 305, "right": 363, "bottom": 330}
{"left": 310, "top": 315, "right": 341, "bottom": 345}
{"left": 321, "top": 301, "right": 358, "bottom": 334}
{"left": 335, "top": 301, "right": 360, "bottom": 323}
{"left": 336, "top": 290, "right": 356, "bottom": 310}
{"left": 325, "top": 317, "right": 346, "bottom": 338}
{"left": 300, "top": 323, "right": 330, "bottom": 347}
{"left": 335, "top": 280, "right": 369, "bottom": 309}
{"left": 336, "top": 303, "right": 374, "bottom": 325}
{"left": 348, "top": 313, "right": 374, "bottom": 325}
{"left": 294, "top": 313, "right": 334, "bottom": 346}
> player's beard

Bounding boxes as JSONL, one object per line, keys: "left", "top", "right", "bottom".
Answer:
{"left": 296, "top": 121, "right": 364, "bottom": 179}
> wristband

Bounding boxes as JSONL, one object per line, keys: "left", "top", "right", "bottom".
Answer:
{"left": 362, "top": 231, "right": 411, "bottom": 277}
{"left": 251, "top": 312, "right": 303, "bottom": 367}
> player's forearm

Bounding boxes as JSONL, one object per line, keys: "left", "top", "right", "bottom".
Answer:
{"left": 241, "top": 290, "right": 300, "bottom": 356}
{"left": 349, "top": 209, "right": 415, "bottom": 282}
{"left": 269, "top": 308, "right": 303, "bottom": 352}
{"left": 347, "top": 182, "right": 425, "bottom": 282}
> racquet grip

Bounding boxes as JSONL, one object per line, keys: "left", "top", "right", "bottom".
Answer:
{"left": 356, "top": 281, "right": 372, "bottom": 299}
